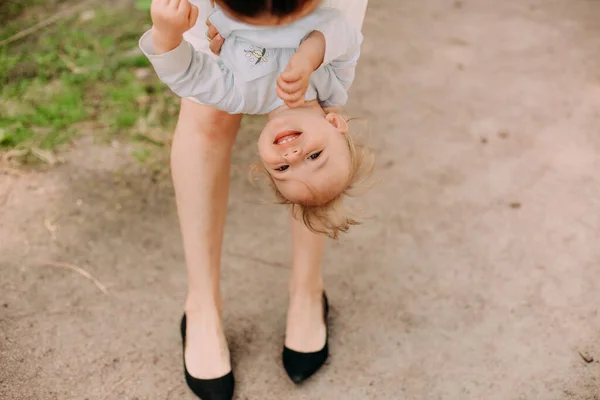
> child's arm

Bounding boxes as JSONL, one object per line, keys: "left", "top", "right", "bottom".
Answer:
{"left": 276, "top": 31, "right": 326, "bottom": 108}
{"left": 150, "top": 0, "right": 198, "bottom": 54}
{"left": 315, "top": 9, "right": 364, "bottom": 68}
{"left": 277, "top": 12, "right": 363, "bottom": 108}
{"left": 139, "top": 0, "right": 239, "bottom": 111}
{"left": 311, "top": 12, "right": 363, "bottom": 93}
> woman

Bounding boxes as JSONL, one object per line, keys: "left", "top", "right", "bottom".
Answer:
{"left": 170, "top": 1, "right": 367, "bottom": 398}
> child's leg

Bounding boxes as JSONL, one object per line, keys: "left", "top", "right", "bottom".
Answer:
{"left": 172, "top": 98, "right": 242, "bottom": 378}
{"left": 285, "top": 212, "right": 328, "bottom": 352}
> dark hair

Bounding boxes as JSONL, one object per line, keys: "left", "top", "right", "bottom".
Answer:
{"left": 217, "top": 0, "right": 310, "bottom": 17}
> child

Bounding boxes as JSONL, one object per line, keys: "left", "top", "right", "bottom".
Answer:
{"left": 140, "top": 0, "right": 373, "bottom": 238}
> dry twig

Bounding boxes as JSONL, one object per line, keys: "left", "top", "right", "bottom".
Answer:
{"left": 36, "top": 260, "right": 108, "bottom": 294}
{"left": 0, "top": 0, "right": 101, "bottom": 47}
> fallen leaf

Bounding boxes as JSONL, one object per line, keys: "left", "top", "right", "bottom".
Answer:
{"left": 79, "top": 10, "right": 96, "bottom": 21}
{"left": 133, "top": 68, "right": 152, "bottom": 80}
{"left": 31, "top": 148, "right": 57, "bottom": 165}
{"left": 579, "top": 351, "right": 594, "bottom": 364}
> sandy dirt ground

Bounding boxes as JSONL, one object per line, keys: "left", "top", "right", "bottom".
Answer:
{"left": 2, "top": 0, "right": 600, "bottom": 399}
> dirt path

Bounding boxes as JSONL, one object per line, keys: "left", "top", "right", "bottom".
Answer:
{"left": 2, "top": 0, "right": 600, "bottom": 399}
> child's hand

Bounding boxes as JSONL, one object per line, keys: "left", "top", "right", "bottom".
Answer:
{"left": 276, "top": 55, "right": 313, "bottom": 108}
{"left": 277, "top": 31, "right": 325, "bottom": 108}
{"left": 151, "top": 0, "right": 199, "bottom": 53}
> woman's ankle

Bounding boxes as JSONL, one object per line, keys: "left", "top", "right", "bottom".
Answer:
{"left": 288, "top": 283, "right": 324, "bottom": 301}
{"left": 185, "top": 295, "right": 222, "bottom": 320}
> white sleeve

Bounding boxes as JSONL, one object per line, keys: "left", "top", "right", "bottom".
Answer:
{"left": 315, "top": 1, "right": 366, "bottom": 65}
{"left": 321, "top": 0, "right": 368, "bottom": 31}
{"left": 328, "top": 42, "right": 361, "bottom": 93}
{"left": 313, "top": 14, "right": 363, "bottom": 93}
{"left": 138, "top": 30, "right": 239, "bottom": 112}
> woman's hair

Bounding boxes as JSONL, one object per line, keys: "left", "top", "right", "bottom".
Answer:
{"left": 252, "top": 118, "right": 375, "bottom": 240}
{"left": 217, "top": 0, "right": 312, "bottom": 17}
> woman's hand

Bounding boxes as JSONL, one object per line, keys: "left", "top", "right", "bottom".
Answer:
{"left": 151, "top": 0, "right": 199, "bottom": 53}
{"left": 205, "top": 18, "right": 225, "bottom": 56}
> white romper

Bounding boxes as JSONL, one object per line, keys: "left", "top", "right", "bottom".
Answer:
{"left": 180, "top": 0, "right": 368, "bottom": 107}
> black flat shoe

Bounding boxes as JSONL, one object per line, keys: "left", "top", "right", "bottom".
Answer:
{"left": 282, "top": 293, "right": 329, "bottom": 384}
{"left": 180, "top": 315, "right": 234, "bottom": 400}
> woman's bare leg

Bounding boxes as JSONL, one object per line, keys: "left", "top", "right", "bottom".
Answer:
{"left": 171, "top": 99, "right": 242, "bottom": 379}
{"left": 285, "top": 213, "right": 328, "bottom": 352}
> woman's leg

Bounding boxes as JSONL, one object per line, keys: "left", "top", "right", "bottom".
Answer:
{"left": 285, "top": 213, "right": 328, "bottom": 352}
{"left": 171, "top": 99, "right": 243, "bottom": 379}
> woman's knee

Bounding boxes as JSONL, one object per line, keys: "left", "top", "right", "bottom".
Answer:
{"left": 175, "top": 99, "right": 242, "bottom": 146}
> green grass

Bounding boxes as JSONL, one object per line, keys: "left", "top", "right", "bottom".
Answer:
{"left": 0, "top": 0, "right": 179, "bottom": 162}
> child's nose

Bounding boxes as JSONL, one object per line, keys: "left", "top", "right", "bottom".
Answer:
{"left": 284, "top": 148, "right": 301, "bottom": 160}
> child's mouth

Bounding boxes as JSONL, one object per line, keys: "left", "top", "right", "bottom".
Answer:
{"left": 274, "top": 131, "right": 302, "bottom": 145}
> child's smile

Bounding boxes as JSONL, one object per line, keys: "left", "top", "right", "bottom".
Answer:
{"left": 274, "top": 131, "right": 302, "bottom": 146}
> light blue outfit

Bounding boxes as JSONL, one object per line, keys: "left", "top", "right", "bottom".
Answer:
{"left": 139, "top": 7, "right": 363, "bottom": 115}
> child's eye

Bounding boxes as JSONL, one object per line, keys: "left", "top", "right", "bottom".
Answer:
{"left": 275, "top": 165, "right": 290, "bottom": 171}
{"left": 308, "top": 151, "right": 323, "bottom": 160}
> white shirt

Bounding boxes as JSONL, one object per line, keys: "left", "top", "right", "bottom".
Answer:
{"left": 139, "top": 6, "right": 363, "bottom": 114}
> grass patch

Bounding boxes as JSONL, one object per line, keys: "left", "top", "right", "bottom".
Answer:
{"left": 0, "top": 0, "right": 179, "bottom": 162}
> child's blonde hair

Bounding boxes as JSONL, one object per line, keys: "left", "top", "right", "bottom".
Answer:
{"left": 252, "top": 118, "right": 375, "bottom": 239}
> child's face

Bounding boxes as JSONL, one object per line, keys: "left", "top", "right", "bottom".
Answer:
{"left": 215, "top": 0, "right": 322, "bottom": 26}
{"left": 258, "top": 106, "right": 351, "bottom": 205}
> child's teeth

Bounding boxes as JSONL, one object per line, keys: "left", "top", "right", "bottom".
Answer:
{"left": 276, "top": 133, "right": 300, "bottom": 145}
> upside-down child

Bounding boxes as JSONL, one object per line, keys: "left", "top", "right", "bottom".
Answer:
{"left": 140, "top": 0, "right": 373, "bottom": 238}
